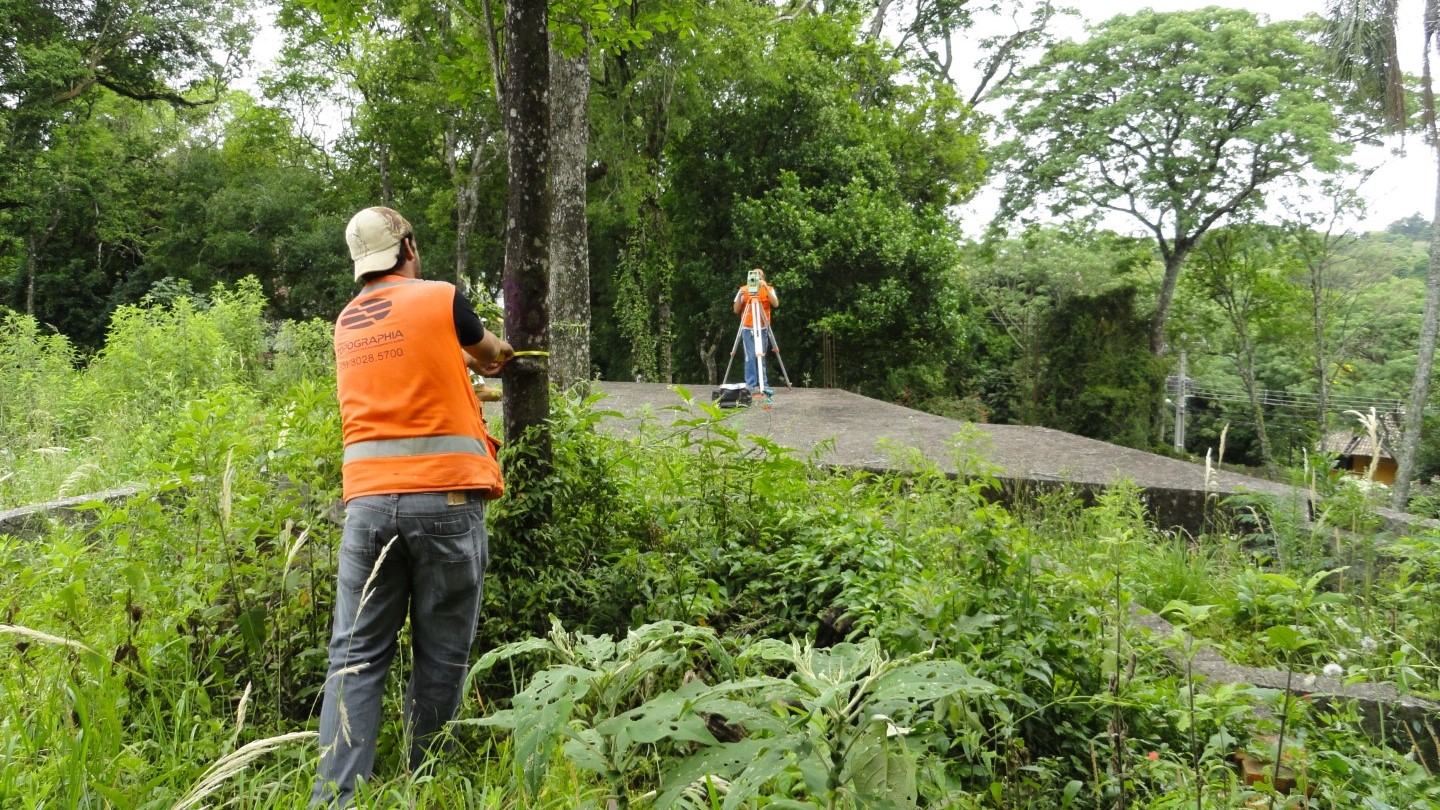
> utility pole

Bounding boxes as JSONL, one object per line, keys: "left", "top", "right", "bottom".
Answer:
{"left": 1174, "top": 347, "right": 1187, "bottom": 451}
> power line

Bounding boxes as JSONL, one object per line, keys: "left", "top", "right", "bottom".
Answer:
{"left": 1166, "top": 376, "right": 1407, "bottom": 415}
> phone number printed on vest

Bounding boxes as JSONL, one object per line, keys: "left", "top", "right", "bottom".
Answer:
{"left": 339, "top": 347, "right": 405, "bottom": 370}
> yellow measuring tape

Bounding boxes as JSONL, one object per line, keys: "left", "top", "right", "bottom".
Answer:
{"left": 509, "top": 350, "right": 549, "bottom": 358}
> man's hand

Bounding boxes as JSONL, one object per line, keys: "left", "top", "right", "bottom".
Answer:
{"left": 464, "top": 332, "right": 514, "bottom": 376}
{"left": 476, "top": 340, "right": 513, "bottom": 377}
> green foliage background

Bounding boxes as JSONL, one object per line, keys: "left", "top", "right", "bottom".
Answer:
{"left": 4, "top": 0, "right": 1435, "bottom": 471}
{"left": 7, "top": 1, "right": 1440, "bottom": 805}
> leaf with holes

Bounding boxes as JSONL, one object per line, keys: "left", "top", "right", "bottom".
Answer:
{"left": 470, "top": 664, "right": 597, "bottom": 795}
{"left": 847, "top": 717, "right": 919, "bottom": 808}
{"left": 868, "top": 660, "right": 995, "bottom": 719}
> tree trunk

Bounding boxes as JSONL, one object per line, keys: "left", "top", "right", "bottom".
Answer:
{"left": 1237, "top": 341, "right": 1276, "bottom": 475}
{"left": 1150, "top": 245, "right": 1193, "bottom": 441}
{"left": 1311, "top": 261, "right": 1330, "bottom": 438}
{"left": 548, "top": 38, "right": 591, "bottom": 392}
{"left": 454, "top": 129, "right": 491, "bottom": 288}
{"left": 444, "top": 124, "right": 462, "bottom": 284}
{"left": 700, "top": 331, "right": 718, "bottom": 386}
{"left": 1392, "top": 152, "right": 1440, "bottom": 509}
{"left": 23, "top": 211, "right": 61, "bottom": 318}
{"left": 24, "top": 236, "right": 37, "bottom": 316}
{"left": 501, "top": 0, "right": 552, "bottom": 522}
{"left": 378, "top": 141, "right": 393, "bottom": 207}
{"left": 658, "top": 287, "right": 673, "bottom": 383}
{"left": 1149, "top": 248, "right": 1190, "bottom": 358}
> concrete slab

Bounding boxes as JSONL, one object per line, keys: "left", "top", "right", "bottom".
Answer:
{"left": 1134, "top": 609, "right": 1440, "bottom": 769}
{"left": 567, "top": 382, "right": 1309, "bottom": 533}
{"left": 0, "top": 487, "right": 138, "bottom": 540}
{"left": 10, "top": 383, "right": 1428, "bottom": 540}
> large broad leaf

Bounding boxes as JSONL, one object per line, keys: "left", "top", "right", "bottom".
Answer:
{"left": 464, "top": 636, "right": 555, "bottom": 689}
{"left": 810, "top": 641, "right": 882, "bottom": 682}
{"left": 691, "top": 695, "right": 791, "bottom": 736}
{"left": 595, "top": 687, "right": 721, "bottom": 758}
{"left": 498, "top": 664, "right": 598, "bottom": 795}
{"left": 608, "top": 646, "right": 685, "bottom": 695}
{"left": 657, "top": 739, "right": 766, "bottom": 807}
{"left": 680, "top": 676, "right": 796, "bottom": 736}
{"left": 847, "top": 719, "right": 919, "bottom": 809}
{"left": 867, "top": 660, "right": 995, "bottom": 718}
{"left": 561, "top": 727, "right": 614, "bottom": 776}
{"left": 662, "top": 737, "right": 800, "bottom": 807}
{"left": 739, "top": 637, "right": 799, "bottom": 666}
{"left": 595, "top": 676, "right": 790, "bottom": 760}
{"left": 722, "top": 739, "right": 805, "bottom": 810}
{"left": 573, "top": 633, "right": 618, "bottom": 665}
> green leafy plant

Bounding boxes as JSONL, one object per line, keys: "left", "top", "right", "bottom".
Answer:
{"left": 465, "top": 621, "right": 998, "bottom": 810}
{"left": 462, "top": 619, "right": 737, "bottom": 801}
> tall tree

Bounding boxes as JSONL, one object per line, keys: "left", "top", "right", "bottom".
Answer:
{"left": 658, "top": 2, "right": 984, "bottom": 398}
{"left": 501, "top": 0, "right": 553, "bottom": 522}
{"left": 585, "top": 5, "right": 688, "bottom": 385}
{"left": 281, "top": 0, "right": 506, "bottom": 293}
{"left": 543, "top": 0, "right": 694, "bottom": 390}
{"left": 865, "top": 0, "right": 1062, "bottom": 107}
{"left": 1325, "top": 0, "right": 1440, "bottom": 508}
{"left": 1279, "top": 184, "right": 1380, "bottom": 438}
{"left": 1387, "top": 213, "right": 1432, "bottom": 240}
{"left": 1182, "top": 226, "right": 1306, "bottom": 474}
{"left": 1, "top": 0, "right": 248, "bottom": 323}
{"left": 1036, "top": 285, "right": 1163, "bottom": 449}
{"left": 962, "top": 227, "right": 1151, "bottom": 425}
{"left": 548, "top": 27, "right": 591, "bottom": 391}
{"left": 997, "top": 8, "right": 1371, "bottom": 359}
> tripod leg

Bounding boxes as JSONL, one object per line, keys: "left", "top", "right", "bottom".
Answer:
{"left": 757, "top": 311, "right": 791, "bottom": 387}
{"left": 721, "top": 323, "right": 744, "bottom": 385}
{"left": 765, "top": 326, "right": 793, "bottom": 388}
{"left": 751, "top": 300, "right": 768, "bottom": 394}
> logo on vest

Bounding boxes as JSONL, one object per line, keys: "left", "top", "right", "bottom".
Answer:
{"left": 341, "top": 298, "right": 393, "bottom": 330}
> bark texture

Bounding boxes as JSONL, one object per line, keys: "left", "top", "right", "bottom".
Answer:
{"left": 1392, "top": 155, "right": 1440, "bottom": 508}
{"left": 501, "top": 0, "right": 552, "bottom": 518}
{"left": 548, "top": 40, "right": 591, "bottom": 392}
{"left": 447, "top": 123, "right": 495, "bottom": 287}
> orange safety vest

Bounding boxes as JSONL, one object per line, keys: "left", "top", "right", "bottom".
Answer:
{"left": 736, "top": 283, "right": 775, "bottom": 327}
{"left": 334, "top": 276, "right": 503, "bottom": 502}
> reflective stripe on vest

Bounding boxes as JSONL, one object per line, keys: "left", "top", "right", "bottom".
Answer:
{"left": 362, "top": 280, "right": 417, "bottom": 292}
{"left": 343, "top": 434, "right": 489, "bottom": 464}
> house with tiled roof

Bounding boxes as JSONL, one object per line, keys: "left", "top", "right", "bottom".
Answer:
{"left": 1318, "top": 410, "right": 1401, "bottom": 486}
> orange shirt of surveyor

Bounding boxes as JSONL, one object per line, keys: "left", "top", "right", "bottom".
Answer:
{"left": 735, "top": 283, "right": 776, "bottom": 327}
{"left": 334, "top": 276, "right": 503, "bottom": 502}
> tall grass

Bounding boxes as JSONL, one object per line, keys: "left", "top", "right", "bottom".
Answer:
{"left": 1, "top": 288, "right": 1438, "bottom": 807}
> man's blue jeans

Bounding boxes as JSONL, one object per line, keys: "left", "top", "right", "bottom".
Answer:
{"left": 741, "top": 327, "right": 771, "bottom": 391}
{"left": 311, "top": 492, "right": 490, "bottom": 808}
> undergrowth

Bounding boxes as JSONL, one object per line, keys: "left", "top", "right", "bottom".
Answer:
{"left": 0, "top": 287, "right": 1437, "bottom": 807}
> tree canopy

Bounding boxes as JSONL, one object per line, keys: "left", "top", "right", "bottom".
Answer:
{"left": 7, "top": 0, "right": 1440, "bottom": 490}
{"left": 997, "top": 7, "right": 1374, "bottom": 357}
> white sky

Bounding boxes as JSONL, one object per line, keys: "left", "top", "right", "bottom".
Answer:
{"left": 956, "top": 0, "right": 1434, "bottom": 237}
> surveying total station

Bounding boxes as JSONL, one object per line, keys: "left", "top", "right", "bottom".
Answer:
{"left": 719, "top": 268, "right": 792, "bottom": 407}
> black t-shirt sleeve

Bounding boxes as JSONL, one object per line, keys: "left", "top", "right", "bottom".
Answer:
{"left": 453, "top": 289, "right": 486, "bottom": 346}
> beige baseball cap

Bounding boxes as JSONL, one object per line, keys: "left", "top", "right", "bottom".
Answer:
{"left": 345, "top": 207, "right": 413, "bottom": 280}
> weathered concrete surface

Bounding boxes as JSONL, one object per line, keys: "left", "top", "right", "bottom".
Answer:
{"left": 0, "top": 487, "right": 138, "bottom": 540}
{"left": 1134, "top": 610, "right": 1440, "bottom": 770}
{"left": 577, "top": 383, "right": 1312, "bottom": 533}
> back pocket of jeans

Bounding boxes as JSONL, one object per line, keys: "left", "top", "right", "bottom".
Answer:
{"left": 422, "top": 513, "right": 480, "bottom": 562}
